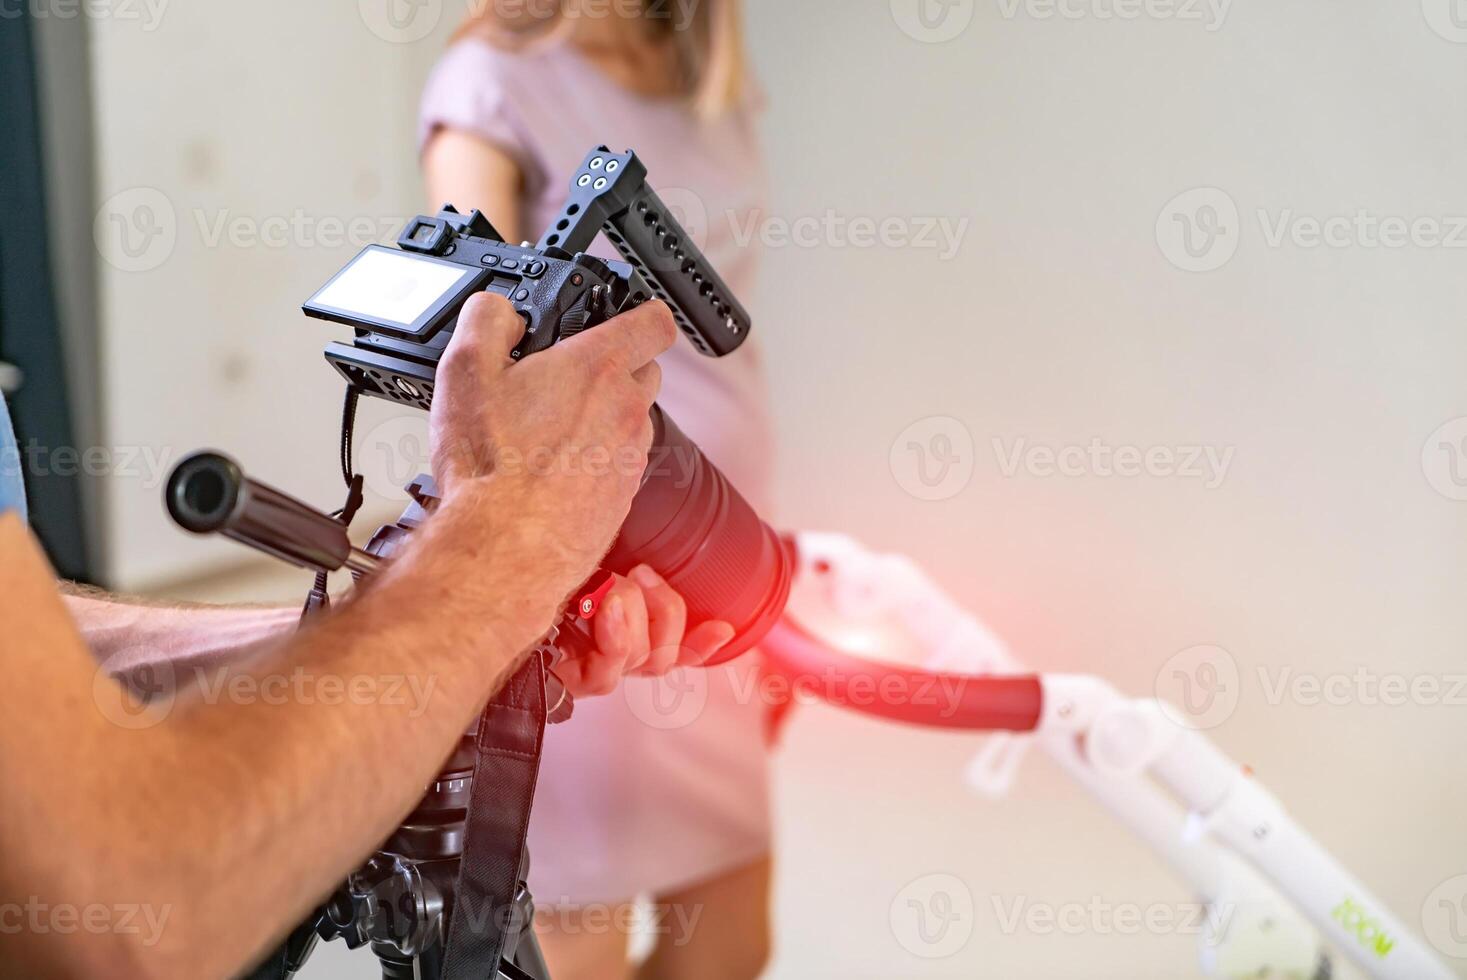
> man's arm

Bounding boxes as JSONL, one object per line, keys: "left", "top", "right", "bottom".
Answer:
{"left": 0, "top": 294, "right": 681, "bottom": 980}
{"left": 61, "top": 587, "right": 299, "bottom": 678}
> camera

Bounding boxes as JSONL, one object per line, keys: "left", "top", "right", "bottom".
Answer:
{"left": 164, "top": 146, "right": 791, "bottom": 980}
{"left": 301, "top": 144, "right": 789, "bottom": 663}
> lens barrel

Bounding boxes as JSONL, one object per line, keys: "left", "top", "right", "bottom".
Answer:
{"left": 604, "top": 407, "right": 792, "bottom": 666}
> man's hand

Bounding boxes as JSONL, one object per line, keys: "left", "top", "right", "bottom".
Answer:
{"left": 430, "top": 293, "right": 677, "bottom": 602}
{"left": 557, "top": 564, "right": 738, "bottom": 696}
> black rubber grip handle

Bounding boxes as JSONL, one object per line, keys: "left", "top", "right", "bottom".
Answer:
{"left": 537, "top": 146, "right": 751, "bottom": 358}
{"left": 166, "top": 451, "right": 354, "bottom": 574}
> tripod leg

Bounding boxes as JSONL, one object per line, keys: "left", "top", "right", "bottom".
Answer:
{"left": 239, "top": 918, "right": 320, "bottom": 980}
{"left": 511, "top": 928, "right": 551, "bottom": 980}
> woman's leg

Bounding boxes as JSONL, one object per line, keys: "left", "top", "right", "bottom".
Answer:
{"left": 636, "top": 855, "right": 773, "bottom": 980}
{"left": 535, "top": 902, "right": 636, "bottom": 980}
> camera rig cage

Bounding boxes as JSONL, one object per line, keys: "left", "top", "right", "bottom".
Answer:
{"left": 304, "top": 145, "right": 751, "bottom": 412}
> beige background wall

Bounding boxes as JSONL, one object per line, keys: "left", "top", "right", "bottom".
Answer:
{"left": 82, "top": 1, "right": 1467, "bottom": 977}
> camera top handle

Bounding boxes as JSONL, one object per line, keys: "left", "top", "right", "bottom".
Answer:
{"left": 538, "top": 146, "right": 750, "bottom": 358}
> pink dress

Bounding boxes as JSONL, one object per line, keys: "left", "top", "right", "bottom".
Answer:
{"left": 420, "top": 38, "right": 777, "bottom": 903}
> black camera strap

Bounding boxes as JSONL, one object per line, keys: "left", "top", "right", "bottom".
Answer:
{"left": 442, "top": 652, "right": 548, "bottom": 980}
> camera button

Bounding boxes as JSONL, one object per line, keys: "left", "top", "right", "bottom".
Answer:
{"left": 480, "top": 255, "right": 500, "bottom": 267}
{"left": 514, "top": 288, "right": 530, "bottom": 302}
{"left": 501, "top": 259, "right": 520, "bottom": 271}
{"left": 524, "top": 260, "right": 545, "bottom": 277}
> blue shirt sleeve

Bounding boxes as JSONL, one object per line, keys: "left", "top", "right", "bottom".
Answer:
{"left": 0, "top": 395, "right": 28, "bottom": 522}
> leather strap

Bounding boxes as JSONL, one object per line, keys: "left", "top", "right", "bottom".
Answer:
{"left": 442, "top": 654, "right": 548, "bottom": 979}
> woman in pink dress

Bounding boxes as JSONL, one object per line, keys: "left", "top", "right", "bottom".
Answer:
{"left": 418, "top": 4, "right": 776, "bottom": 978}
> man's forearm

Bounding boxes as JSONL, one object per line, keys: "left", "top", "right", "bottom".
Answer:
{"left": 1, "top": 482, "right": 567, "bottom": 979}
{"left": 61, "top": 588, "right": 299, "bottom": 678}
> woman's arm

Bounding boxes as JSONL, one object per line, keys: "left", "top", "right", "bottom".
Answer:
{"left": 423, "top": 128, "right": 525, "bottom": 243}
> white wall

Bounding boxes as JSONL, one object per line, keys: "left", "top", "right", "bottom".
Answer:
{"left": 90, "top": 5, "right": 458, "bottom": 586}
{"left": 744, "top": 2, "right": 1467, "bottom": 978}
{"left": 84, "top": 1, "right": 1467, "bottom": 976}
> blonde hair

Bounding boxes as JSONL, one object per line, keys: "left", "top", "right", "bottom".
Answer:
{"left": 455, "top": 0, "right": 748, "bottom": 118}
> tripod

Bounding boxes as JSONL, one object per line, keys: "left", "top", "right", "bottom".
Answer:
{"left": 176, "top": 470, "right": 572, "bottom": 980}
{"left": 249, "top": 724, "right": 552, "bottom": 980}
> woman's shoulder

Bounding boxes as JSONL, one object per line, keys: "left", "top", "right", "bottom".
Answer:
{"left": 425, "top": 34, "right": 575, "bottom": 96}
{"left": 427, "top": 35, "right": 522, "bottom": 90}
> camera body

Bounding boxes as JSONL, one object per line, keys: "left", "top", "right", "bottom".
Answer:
{"left": 300, "top": 145, "right": 789, "bottom": 667}
{"left": 305, "top": 146, "right": 751, "bottom": 412}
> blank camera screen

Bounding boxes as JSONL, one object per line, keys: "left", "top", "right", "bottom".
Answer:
{"left": 313, "top": 249, "right": 472, "bottom": 328}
